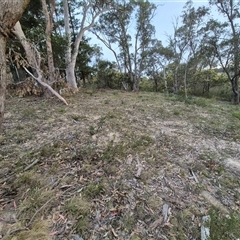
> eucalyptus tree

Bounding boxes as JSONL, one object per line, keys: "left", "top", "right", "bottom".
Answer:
{"left": 168, "top": 1, "right": 209, "bottom": 96}
{"left": 41, "top": 0, "right": 56, "bottom": 84}
{"left": 92, "top": 0, "right": 156, "bottom": 90}
{"left": 9, "top": 0, "right": 55, "bottom": 83}
{"left": 92, "top": 0, "right": 133, "bottom": 78}
{"left": 180, "top": 1, "right": 209, "bottom": 97}
{"left": 132, "top": 0, "right": 156, "bottom": 90}
{"left": 63, "top": 0, "right": 113, "bottom": 89}
{"left": 205, "top": 0, "right": 240, "bottom": 104}
{"left": 0, "top": 0, "right": 31, "bottom": 129}
{"left": 146, "top": 40, "right": 174, "bottom": 93}
{"left": 76, "top": 37, "right": 101, "bottom": 87}
{"left": 167, "top": 18, "right": 188, "bottom": 94}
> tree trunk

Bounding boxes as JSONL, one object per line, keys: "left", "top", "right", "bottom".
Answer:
{"left": 163, "top": 66, "right": 168, "bottom": 95}
{"left": 41, "top": 0, "right": 55, "bottom": 84}
{"left": 184, "top": 64, "right": 188, "bottom": 98}
{"left": 0, "top": 0, "right": 31, "bottom": 130}
{"left": 174, "top": 65, "right": 179, "bottom": 94}
{"left": 66, "top": 62, "right": 78, "bottom": 89}
{"left": 0, "top": 37, "right": 6, "bottom": 128}
{"left": 12, "top": 21, "right": 68, "bottom": 105}
{"left": 231, "top": 77, "right": 239, "bottom": 104}
{"left": 12, "top": 22, "right": 40, "bottom": 72}
{"left": 63, "top": 1, "right": 111, "bottom": 90}
{"left": 63, "top": 0, "right": 72, "bottom": 77}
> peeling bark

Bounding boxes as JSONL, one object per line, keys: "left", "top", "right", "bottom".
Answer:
{"left": 12, "top": 21, "right": 68, "bottom": 105}
{"left": 0, "top": 0, "right": 31, "bottom": 130}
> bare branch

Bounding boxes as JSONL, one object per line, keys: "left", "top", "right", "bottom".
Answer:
{"left": 23, "top": 67, "right": 68, "bottom": 105}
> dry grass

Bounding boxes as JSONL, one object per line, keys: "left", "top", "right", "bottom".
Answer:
{"left": 0, "top": 90, "right": 240, "bottom": 239}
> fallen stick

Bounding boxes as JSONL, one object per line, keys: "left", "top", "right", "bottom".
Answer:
{"left": 23, "top": 67, "right": 68, "bottom": 105}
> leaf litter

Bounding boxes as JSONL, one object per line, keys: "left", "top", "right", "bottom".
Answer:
{"left": 0, "top": 90, "right": 240, "bottom": 239}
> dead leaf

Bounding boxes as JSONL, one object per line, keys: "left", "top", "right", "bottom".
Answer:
{"left": 150, "top": 217, "right": 163, "bottom": 230}
{"left": 111, "top": 226, "right": 118, "bottom": 238}
{"left": 126, "top": 154, "right": 133, "bottom": 164}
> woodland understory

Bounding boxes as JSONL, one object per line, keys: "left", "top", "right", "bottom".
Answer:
{"left": 0, "top": 90, "right": 240, "bottom": 240}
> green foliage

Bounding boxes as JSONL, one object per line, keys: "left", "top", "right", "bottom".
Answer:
{"left": 16, "top": 221, "right": 51, "bottom": 240}
{"left": 130, "top": 135, "right": 153, "bottom": 148}
{"left": 93, "top": 0, "right": 156, "bottom": 89}
{"left": 64, "top": 196, "right": 90, "bottom": 217}
{"left": 173, "top": 110, "right": 181, "bottom": 115}
{"left": 71, "top": 114, "right": 80, "bottom": 121}
{"left": 96, "top": 60, "right": 122, "bottom": 89}
{"left": 39, "top": 144, "right": 58, "bottom": 158}
{"left": 51, "top": 34, "right": 68, "bottom": 69}
{"left": 168, "top": 94, "right": 209, "bottom": 107}
{"left": 83, "top": 182, "right": 105, "bottom": 198}
{"left": 232, "top": 112, "right": 240, "bottom": 120}
{"left": 14, "top": 171, "right": 42, "bottom": 189}
{"left": 89, "top": 125, "right": 96, "bottom": 136}
{"left": 19, "top": 188, "right": 55, "bottom": 218}
{"left": 101, "top": 141, "right": 126, "bottom": 162}
{"left": 209, "top": 210, "right": 240, "bottom": 240}
{"left": 139, "top": 78, "right": 154, "bottom": 92}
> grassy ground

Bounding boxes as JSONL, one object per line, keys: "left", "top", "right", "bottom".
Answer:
{"left": 0, "top": 90, "right": 240, "bottom": 240}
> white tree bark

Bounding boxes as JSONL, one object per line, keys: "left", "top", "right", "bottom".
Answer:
{"left": 63, "top": 0, "right": 112, "bottom": 89}
{"left": 41, "top": 0, "right": 55, "bottom": 84}
{"left": 12, "top": 21, "right": 68, "bottom": 105}
{"left": 0, "top": 0, "right": 31, "bottom": 130}
{"left": 63, "top": 0, "right": 71, "bottom": 69}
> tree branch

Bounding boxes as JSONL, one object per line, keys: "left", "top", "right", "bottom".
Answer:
{"left": 23, "top": 66, "right": 68, "bottom": 105}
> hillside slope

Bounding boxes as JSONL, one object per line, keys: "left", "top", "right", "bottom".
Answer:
{"left": 0, "top": 90, "right": 240, "bottom": 239}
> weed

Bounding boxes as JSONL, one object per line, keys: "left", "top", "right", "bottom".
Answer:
{"left": 232, "top": 112, "right": 240, "bottom": 120}
{"left": 100, "top": 141, "right": 127, "bottom": 162}
{"left": 170, "top": 210, "right": 200, "bottom": 240}
{"left": 57, "top": 107, "right": 66, "bottom": 113}
{"left": 18, "top": 188, "right": 55, "bottom": 218}
{"left": 209, "top": 210, "right": 240, "bottom": 239}
{"left": 173, "top": 109, "right": 181, "bottom": 115}
{"left": 39, "top": 144, "right": 57, "bottom": 158}
{"left": 16, "top": 220, "right": 51, "bottom": 240}
{"left": 71, "top": 114, "right": 80, "bottom": 121}
{"left": 107, "top": 111, "right": 116, "bottom": 119}
{"left": 75, "top": 217, "right": 89, "bottom": 233}
{"left": 83, "top": 182, "right": 105, "bottom": 198}
{"left": 194, "top": 98, "right": 208, "bottom": 107}
{"left": 16, "top": 124, "right": 25, "bottom": 130}
{"left": 22, "top": 108, "right": 36, "bottom": 118}
{"left": 122, "top": 213, "right": 136, "bottom": 231}
{"left": 64, "top": 196, "right": 90, "bottom": 217}
{"left": 14, "top": 171, "right": 43, "bottom": 189}
{"left": 89, "top": 125, "right": 96, "bottom": 135}
{"left": 131, "top": 135, "right": 153, "bottom": 148}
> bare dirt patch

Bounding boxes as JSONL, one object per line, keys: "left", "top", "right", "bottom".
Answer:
{"left": 0, "top": 91, "right": 240, "bottom": 239}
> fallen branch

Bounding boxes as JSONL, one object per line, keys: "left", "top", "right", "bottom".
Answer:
{"left": 1, "top": 227, "right": 29, "bottom": 240}
{"left": 27, "top": 194, "right": 56, "bottom": 227}
{"left": 162, "top": 203, "right": 169, "bottom": 222}
{"left": 189, "top": 168, "right": 199, "bottom": 183}
{"left": 23, "top": 67, "right": 68, "bottom": 105}
{"left": 201, "top": 215, "right": 210, "bottom": 240}
{"left": 12, "top": 22, "right": 68, "bottom": 105}
{"left": 135, "top": 155, "right": 144, "bottom": 178}
{"left": 23, "top": 158, "right": 41, "bottom": 172}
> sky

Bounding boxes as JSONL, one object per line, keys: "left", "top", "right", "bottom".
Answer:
{"left": 151, "top": 0, "right": 209, "bottom": 45}
{"left": 87, "top": 0, "right": 210, "bottom": 62}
